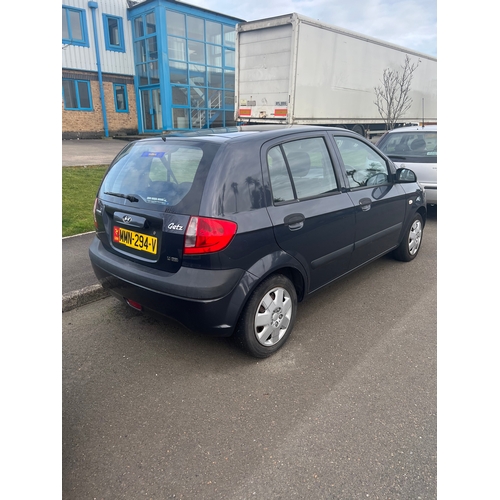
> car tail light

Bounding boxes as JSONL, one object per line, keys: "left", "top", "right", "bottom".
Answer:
{"left": 184, "top": 216, "right": 237, "bottom": 255}
{"left": 93, "top": 198, "right": 102, "bottom": 230}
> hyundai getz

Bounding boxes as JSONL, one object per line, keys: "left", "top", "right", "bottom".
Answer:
{"left": 89, "top": 126, "right": 426, "bottom": 358}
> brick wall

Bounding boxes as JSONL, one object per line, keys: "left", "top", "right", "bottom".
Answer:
{"left": 62, "top": 70, "right": 139, "bottom": 139}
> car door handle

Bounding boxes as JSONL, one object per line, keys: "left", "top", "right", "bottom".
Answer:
{"left": 284, "top": 213, "right": 305, "bottom": 230}
{"left": 359, "top": 198, "right": 372, "bottom": 211}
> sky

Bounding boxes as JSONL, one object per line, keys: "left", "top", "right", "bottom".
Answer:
{"left": 185, "top": 0, "right": 437, "bottom": 57}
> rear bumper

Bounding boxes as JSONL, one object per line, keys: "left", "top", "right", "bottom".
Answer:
{"left": 89, "top": 237, "right": 254, "bottom": 336}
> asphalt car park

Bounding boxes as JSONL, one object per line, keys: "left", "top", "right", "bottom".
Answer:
{"left": 62, "top": 135, "right": 437, "bottom": 498}
{"left": 63, "top": 209, "right": 436, "bottom": 499}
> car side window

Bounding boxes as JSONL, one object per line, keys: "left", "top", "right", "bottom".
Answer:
{"left": 267, "top": 146, "right": 295, "bottom": 203}
{"left": 268, "top": 137, "right": 338, "bottom": 204}
{"left": 334, "top": 136, "right": 389, "bottom": 188}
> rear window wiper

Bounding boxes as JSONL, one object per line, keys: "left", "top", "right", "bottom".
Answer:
{"left": 387, "top": 155, "right": 408, "bottom": 160}
{"left": 104, "top": 191, "right": 139, "bottom": 202}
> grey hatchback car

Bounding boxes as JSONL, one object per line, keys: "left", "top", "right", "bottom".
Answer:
{"left": 377, "top": 125, "right": 437, "bottom": 205}
{"left": 90, "top": 126, "right": 426, "bottom": 357}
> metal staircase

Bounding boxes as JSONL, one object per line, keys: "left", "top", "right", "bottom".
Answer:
{"left": 190, "top": 88, "right": 223, "bottom": 129}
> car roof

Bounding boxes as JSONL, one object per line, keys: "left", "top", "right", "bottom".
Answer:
{"left": 387, "top": 125, "right": 437, "bottom": 133}
{"left": 135, "top": 125, "right": 358, "bottom": 145}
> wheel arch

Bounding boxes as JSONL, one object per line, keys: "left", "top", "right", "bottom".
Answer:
{"left": 417, "top": 206, "right": 427, "bottom": 227}
{"left": 246, "top": 249, "right": 308, "bottom": 299}
{"left": 223, "top": 250, "right": 308, "bottom": 338}
{"left": 268, "top": 266, "right": 306, "bottom": 302}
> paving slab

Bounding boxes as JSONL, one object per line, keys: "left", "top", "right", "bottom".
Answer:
{"left": 62, "top": 138, "right": 129, "bottom": 167}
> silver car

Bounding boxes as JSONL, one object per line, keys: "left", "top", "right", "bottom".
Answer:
{"left": 376, "top": 125, "right": 437, "bottom": 205}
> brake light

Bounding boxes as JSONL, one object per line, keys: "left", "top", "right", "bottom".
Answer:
{"left": 184, "top": 216, "right": 237, "bottom": 254}
{"left": 93, "top": 198, "right": 99, "bottom": 229}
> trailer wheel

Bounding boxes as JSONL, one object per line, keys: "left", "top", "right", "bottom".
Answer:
{"left": 351, "top": 124, "right": 365, "bottom": 136}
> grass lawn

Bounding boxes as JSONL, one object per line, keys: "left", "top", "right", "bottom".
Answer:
{"left": 62, "top": 165, "right": 107, "bottom": 237}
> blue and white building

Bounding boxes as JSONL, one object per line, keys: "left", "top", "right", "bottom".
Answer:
{"left": 62, "top": 0, "right": 243, "bottom": 138}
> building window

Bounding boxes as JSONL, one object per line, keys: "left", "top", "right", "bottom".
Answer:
{"left": 206, "top": 20, "right": 222, "bottom": 45}
{"left": 223, "top": 25, "right": 236, "bottom": 48}
{"left": 62, "top": 6, "right": 89, "bottom": 47}
{"left": 132, "top": 11, "right": 159, "bottom": 86}
{"left": 165, "top": 10, "right": 237, "bottom": 130}
{"left": 166, "top": 11, "right": 185, "bottom": 37}
{"left": 187, "top": 15, "right": 204, "bottom": 41}
{"left": 114, "top": 84, "right": 129, "bottom": 112}
{"left": 103, "top": 15, "right": 125, "bottom": 52}
{"left": 62, "top": 79, "right": 92, "bottom": 111}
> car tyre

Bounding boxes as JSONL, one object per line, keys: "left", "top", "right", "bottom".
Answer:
{"left": 393, "top": 213, "right": 424, "bottom": 262}
{"left": 234, "top": 274, "right": 297, "bottom": 358}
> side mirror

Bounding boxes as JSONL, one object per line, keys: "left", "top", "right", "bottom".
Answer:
{"left": 396, "top": 167, "right": 417, "bottom": 183}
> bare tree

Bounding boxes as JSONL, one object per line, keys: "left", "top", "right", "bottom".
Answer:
{"left": 374, "top": 55, "right": 420, "bottom": 130}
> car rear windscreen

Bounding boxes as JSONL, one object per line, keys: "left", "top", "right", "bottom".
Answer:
{"left": 101, "top": 140, "right": 220, "bottom": 211}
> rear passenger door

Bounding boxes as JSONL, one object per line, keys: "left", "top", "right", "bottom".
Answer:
{"left": 330, "top": 133, "right": 407, "bottom": 269}
{"left": 263, "top": 133, "right": 356, "bottom": 293}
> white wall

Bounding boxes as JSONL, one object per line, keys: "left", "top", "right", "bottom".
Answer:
{"left": 62, "top": 0, "right": 135, "bottom": 75}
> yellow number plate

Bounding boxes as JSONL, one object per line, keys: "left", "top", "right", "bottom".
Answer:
{"left": 113, "top": 226, "right": 158, "bottom": 255}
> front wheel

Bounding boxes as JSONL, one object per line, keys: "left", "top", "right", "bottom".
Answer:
{"left": 393, "top": 213, "right": 424, "bottom": 262}
{"left": 234, "top": 274, "right": 297, "bottom": 358}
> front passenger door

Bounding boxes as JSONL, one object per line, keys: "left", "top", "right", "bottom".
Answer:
{"left": 331, "top": 134, "right": 407, "bottom": 270}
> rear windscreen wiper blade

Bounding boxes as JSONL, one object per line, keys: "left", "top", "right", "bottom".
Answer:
{"left": 104, "top": 192, "right": 139, "bottom": 202}
{"left": 387, "top": 155, "right": 408, "bottom": 160}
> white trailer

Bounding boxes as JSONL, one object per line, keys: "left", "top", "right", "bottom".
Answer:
{"left": 235, "top": 13, "right": 437, "bottom": 137}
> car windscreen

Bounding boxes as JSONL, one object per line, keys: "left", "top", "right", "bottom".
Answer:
{"left": 378, "top": 131, "right": 437, "bottom": 163}
{"left": 100, "top": 139, "right": 221, "bottom": 212}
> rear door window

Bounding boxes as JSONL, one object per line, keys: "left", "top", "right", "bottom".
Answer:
{"left": 267, "top": 137, "right": 338, "bottom": 204}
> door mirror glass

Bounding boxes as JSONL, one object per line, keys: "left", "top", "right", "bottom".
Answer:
{"left": 396, "top": 167, "right": 417, "bottom": 183}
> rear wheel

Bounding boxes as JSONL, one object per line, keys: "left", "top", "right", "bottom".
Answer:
{"left": 234, "top": 274, "right": 297, "bottom": 358}
{"left": 393, "top": 213, "right": 423, "bottom": 261}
